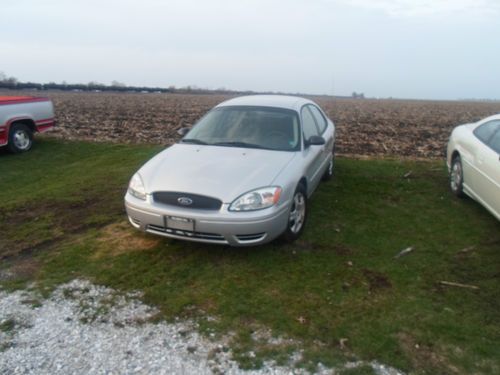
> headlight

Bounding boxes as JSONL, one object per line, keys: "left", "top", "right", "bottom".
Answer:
{"left": 229, "top": 187, "right": 282, "bottom": 212}
{"left": 128, "top": 173, "right": 147, "bottom": 200}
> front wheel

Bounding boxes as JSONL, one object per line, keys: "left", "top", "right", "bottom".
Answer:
{"left": 282, "top": 184, "right": 308, "bottom": 242}
{"left": 8, "top": 123, "right": 33, "bottom": 153}
{"left": 450, "top": 155, "right": 464, "bottom": 197}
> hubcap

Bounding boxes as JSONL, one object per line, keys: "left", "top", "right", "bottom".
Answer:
{"left": 289, "top": 192, "right": 306, "bottom": 234}
{"left": 13, "top": 130, "right": 30, "bottom": 150}
{"left": 450, "top": 161, "right": 461, "bottom": 191}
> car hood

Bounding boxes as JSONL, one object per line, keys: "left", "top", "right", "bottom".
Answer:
{"left": 139, "top": 144, "right": 296, "bottom": 203}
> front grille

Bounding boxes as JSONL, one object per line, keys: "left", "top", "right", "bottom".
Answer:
{"left": 147, "top": 224, "right": 226, "bottom": 242}
{"left": 152, "top": 191, "right": 222, "bottom": 210}
{"left": 236, "top": 233, "right": 266, "bottom": 242}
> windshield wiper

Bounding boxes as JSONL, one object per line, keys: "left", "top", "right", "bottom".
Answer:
{"left": 181, "top": 138, "right": 208, "bottom": 145}
{"left": 212, "top": 141, "right": 270, "bottom": 150}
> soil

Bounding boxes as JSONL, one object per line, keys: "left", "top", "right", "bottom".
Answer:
{"left": 0, "top": 195, "right": 121, "bottom": 261}
{"left": 362, "top": 269, "right": 392, "bottom": 291}
{"left": 4, "top": 90, "right": 499, "bottom": 159}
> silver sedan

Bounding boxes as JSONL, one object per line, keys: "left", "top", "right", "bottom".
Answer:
{"left": 447, "top": 114, "right": 500, "bottom": 220}
{"left": 125, "top": 95, "right": 335, "bottom": 246}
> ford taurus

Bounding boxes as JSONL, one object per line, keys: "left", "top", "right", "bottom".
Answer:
{"left": 125, "top": 95, "right": 335, "bottom": 246}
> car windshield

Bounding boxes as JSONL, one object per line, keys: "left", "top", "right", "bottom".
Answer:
{"left": 182, "top": 106, "right": 301, "bottom": 151}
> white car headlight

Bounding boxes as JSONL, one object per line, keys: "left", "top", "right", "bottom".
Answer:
{"left": 229, "top": 187, "right": 282, "bottom": 212}
{"left": 128, "top": 173, "right": 147, "bottom": 200}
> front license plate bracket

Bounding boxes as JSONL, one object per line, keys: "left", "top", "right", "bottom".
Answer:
{"left": 165, "top": 216, "right": 195, "bottom": 232}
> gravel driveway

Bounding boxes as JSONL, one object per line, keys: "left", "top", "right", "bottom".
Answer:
{"left": 0, "top": 280, "right": 403, "bottom": 375}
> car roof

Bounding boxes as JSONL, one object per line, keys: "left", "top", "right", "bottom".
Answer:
{"left": 215, "top": 95, "right": 315, "bottom": 112}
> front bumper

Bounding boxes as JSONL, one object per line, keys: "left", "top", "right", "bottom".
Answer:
{"left": 124, "top": 193, "right": 290, "bottom": 246}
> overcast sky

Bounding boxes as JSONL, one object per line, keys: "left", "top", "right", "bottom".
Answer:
{"left": 2, "top": 0, "right": 499, "bottom": 99}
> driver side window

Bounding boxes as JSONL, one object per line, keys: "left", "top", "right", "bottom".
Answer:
{"left": 301, "top": 106, "right": 319, "bottom": 141}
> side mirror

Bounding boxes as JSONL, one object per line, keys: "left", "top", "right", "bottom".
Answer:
{"left": 305, "top": 135, "right": 326, "bottom": 147}
{"left": 177, "top": 127, "right": 191, "bottom": 136}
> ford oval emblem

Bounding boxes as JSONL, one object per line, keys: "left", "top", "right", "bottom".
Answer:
{"left": 177, "top": 197, "right": 193, "bottom": 206}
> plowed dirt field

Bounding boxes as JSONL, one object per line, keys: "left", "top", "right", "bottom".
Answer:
{"left": 7, "top": 91, "right": 500, "bottom": 158}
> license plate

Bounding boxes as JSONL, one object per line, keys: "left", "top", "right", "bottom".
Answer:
{"left": 166, "top": 216, "right": 195, "bottom": 232}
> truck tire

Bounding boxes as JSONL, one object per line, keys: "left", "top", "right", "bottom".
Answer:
{"left": 8, "top": 123, "right": 33, "bottom": 153}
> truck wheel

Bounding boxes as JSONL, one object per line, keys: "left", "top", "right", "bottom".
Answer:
{"left": 8, "top": 123, "right": 33, "bottom": 153}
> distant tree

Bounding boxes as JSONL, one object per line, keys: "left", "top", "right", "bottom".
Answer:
{"left": 0, "top": 72, "right": 18, "bottom": 88}
{"left": 352, "top": 91, "right": 365, "bottom": 99}
{"left": 111, "top": 80, "right": 126, "bottom": 87}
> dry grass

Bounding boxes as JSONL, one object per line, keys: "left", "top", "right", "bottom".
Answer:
{"left": 93, "top": 222, "right": 161, "bottom": 258}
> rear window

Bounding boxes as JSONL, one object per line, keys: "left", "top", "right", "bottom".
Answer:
{"left": 489, "top": 130, "right": 500, "bottom": 153}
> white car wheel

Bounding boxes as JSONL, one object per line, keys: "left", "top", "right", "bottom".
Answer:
{"left": 282, "top": 184, "right": 308, "bottom": 242}
{"left": 450, "top": 155, "right": 464, "bottom": 197}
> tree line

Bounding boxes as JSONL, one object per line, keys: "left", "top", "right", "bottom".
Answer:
{"left": 0, "top": 72, "right": 366, "bottom": 98}
{"left": 0, "top": 72, "right": 170, "bottom": 93}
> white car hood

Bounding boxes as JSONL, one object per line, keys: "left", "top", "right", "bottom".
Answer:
{"left": 139, "top": 144, "right": 296, "bottom": 203}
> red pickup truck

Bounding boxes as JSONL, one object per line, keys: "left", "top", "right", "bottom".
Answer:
{"left": 0, "top": 96, "right": 55, "bottom": 153}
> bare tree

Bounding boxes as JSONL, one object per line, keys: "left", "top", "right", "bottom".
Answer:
{"left": 111, "top": 80, "right": 126, "bottom": 87}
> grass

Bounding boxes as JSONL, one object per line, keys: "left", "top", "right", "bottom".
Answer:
{"left": 1, "top": 138, "right": 499, "bottom": 374}
{"left": 0, "top": 319, "right": 16, "bottom": 333}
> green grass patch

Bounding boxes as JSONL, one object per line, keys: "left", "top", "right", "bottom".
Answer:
{"left": 0, "top": 138, "right": 161, "bottom": 259}
{"left": 0, "top": 319, "right": 16, "bottom": 333}
{"left": 1, "top": 138, "right": 499, "bottom": 374}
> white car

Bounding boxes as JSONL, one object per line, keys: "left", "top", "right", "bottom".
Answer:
{"left": 125, "top": 95, "right": 335, "bottom": 246}
{"left": 447, "top": 114, "right": 500, "bottom": 220}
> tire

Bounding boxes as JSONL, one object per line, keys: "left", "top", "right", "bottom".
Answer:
{"left": 322, "top": 151, "right": 335, "bottom": 182}
{"left": 450, "top": 155, "right": 464, "bottom": 197}
{"left": 282, "top": 184, "right": 308, "bottom": 242}
{"left": 8, "top": 123, "right": 33, "bottom": 153}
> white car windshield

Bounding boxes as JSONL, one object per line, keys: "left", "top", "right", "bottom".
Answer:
{"left": 182, "top": 106, "right": 301, "bottom": 151}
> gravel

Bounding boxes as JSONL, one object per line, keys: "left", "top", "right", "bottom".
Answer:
{"left": 0, "top": 279, "right": 403, "bottom": 375}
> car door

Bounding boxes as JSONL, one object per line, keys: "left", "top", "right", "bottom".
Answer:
{"left": 478, "top": 126, "right": 500, "bottom": 218}
{"left": 301, "top": 105, "right": 324, "bottom": 194}
{"left": 470, "top": 120, "right": 500, "bottom": 217}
